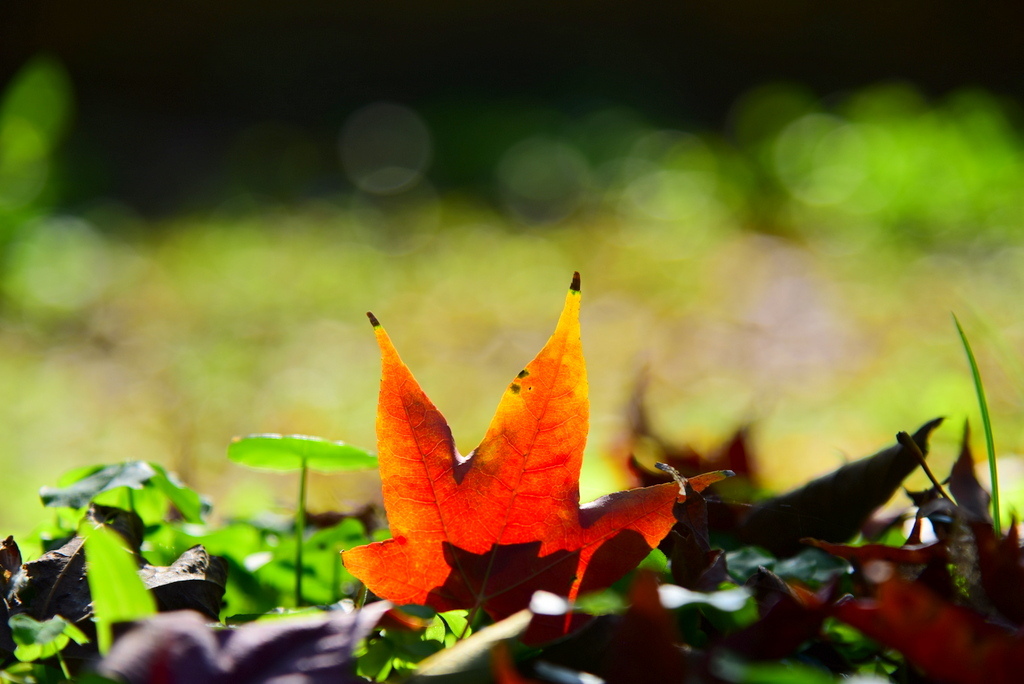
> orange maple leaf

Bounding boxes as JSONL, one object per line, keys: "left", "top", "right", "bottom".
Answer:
{"left": 342, "top": 273, "right": 726, "bottom": 635}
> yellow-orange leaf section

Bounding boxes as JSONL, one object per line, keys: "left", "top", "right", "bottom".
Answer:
{"left": 342, "top": 273, "right": 727, "bottom": 629}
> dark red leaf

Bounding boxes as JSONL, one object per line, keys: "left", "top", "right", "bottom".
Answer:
{"left": 712, "top": 587, "right": 829, "bottom": 661}
{"left": 139, "top": 546, "right": 227, "bottom": 621}
{"left": 949, "top": 422, "right": 992, "bottom": 523}
{"left": 834, "top": 577, "right": 1024, "bottom": 684}
{"left": 670, "top": 486, "right": 729, "bottom": 591}
{"left": 736, "top": 418, "right": 943, "bottom": 557}
{"left": 602, "top": 570, "right": 687, "bottom": 684}
{"left": 973, "top": 521, "right": 1024, "bottom": 626}
{"left": 803, "top": 538, "right": 947, "bottom": 566}
{"left": 492, "top": 641, "right": 542, "bottom": 684}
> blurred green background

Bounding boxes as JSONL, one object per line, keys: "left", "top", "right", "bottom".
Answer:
{"left": 1, "top": 3, "right": 1024, "bottom": 536}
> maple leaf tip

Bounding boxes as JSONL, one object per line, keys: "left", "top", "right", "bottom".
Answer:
{"left": 366, "top": 311, "right": 381, "bottom": 328}
{"left": 570, "top": 271, "right": 581, "bottom": 293}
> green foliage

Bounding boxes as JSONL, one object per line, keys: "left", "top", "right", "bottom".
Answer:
{"left": 0, "top": 65, "right": 1022, "bottom": 681}
{"left": 354, "top": 608, "right": 474, "bottom": 681}
{"left": 0, "top": 54, "right": 72, "bottom": 225}
{"left": 3, "top": 413, "right": 1021, "bottom": 683}
{"left": 40, "top": 461, "right": 209, "bottom": 524}
{"left": 726, "top": 546, "right": 849, "bottom": 586}
{"left": 228, "top": 434, "right": 376, "bottom": 607}
{"left": 9, "top": 614, "right": 87, "bottom": 664}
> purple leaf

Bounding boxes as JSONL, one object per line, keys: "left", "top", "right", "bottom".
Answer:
{"left": 97, "top": 603, "right": 390, "bottom": 684}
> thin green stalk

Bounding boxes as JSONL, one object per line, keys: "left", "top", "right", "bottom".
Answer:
{"left": 296, "top": 459, "right": 308, "bottom": 606}
{"left": 355, "top": 582, "right": 368, "bottom": 610}
{"left": 57, "top": 650, "right": 71, "bottom": 680}
{"left": 953, "top": 314, "right": 1001, "bottom": 535}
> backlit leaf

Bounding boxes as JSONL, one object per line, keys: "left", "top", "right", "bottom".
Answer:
{"left": 83, "top": 524, "right": 157, "bottom": 654}
{"left": 228, "top": 434, "right": 377, "bottom": 472}
{"left": 9, "top": 614, "right": 87, "bottom": 663}
{"left": 343, "top": 274, "right": 718, "bottom": 640}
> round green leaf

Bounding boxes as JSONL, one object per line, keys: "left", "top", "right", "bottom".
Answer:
{"left": 228, "top": 434, "right": 377, "bottom": 472}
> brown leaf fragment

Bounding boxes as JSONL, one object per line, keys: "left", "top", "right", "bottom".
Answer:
{"left": 411, "top": 609, "right": 532, "bottom": 683}
{"left": 9, "top": 504, "right": 226, "bottom": 640}
{"left": 1, "top": 535, "right": 21, "bottom": 598}
{"left": 11, "top": 534, "right": 91, "bottom": 625}
{"left": 9, "top": 505, "right": 143, "bottom": 627}
{"left": 85, "top": 502, "right": 146, "bottom": 551}
{"left": 139, "top": 546, "right": 227, "bottom": 621}
{"left": 736, "top": 418, "right": 943, "bottom": 557}
{"left": 949, "top": 422, "right": 992, "bottom": 523}
{"left": 743, "top": 566, "right": 799, "bottom": 617}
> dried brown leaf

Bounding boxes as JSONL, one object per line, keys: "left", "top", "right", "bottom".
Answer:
{"left": 736, "top": 418, "right": 943, "bottom": 556}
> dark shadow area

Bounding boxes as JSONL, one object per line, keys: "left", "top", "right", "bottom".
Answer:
{"left": 1, "top": 2, "right": 1021, "bottom": 214}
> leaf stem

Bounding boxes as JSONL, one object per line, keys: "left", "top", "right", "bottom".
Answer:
{"left": 896, "top": 432, "right": 951, "bottom": 501}
{"left": 57, "top": 650, "right": 71, "bottom": 680}
{"left": 296, "top": 458, "right": 307, "bottom": 607}
{"left": 953, "top": 314, "right": 1001, "bottom": 536}
{"left": 354, "top": 582, "right": 367, "bottom": 610}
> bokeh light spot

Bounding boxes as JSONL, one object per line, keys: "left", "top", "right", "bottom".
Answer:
{"left": 340, "top": 102, "right": 432, "bottom": 195}
{"left": 5, "top": 216, "right": 111, "bottom": 314}
{"left": 497, "top": 137, "right": 590, "bottom": 224}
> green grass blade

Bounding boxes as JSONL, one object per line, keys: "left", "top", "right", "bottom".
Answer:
{"left": 953, "top": 314, "right": 1001, "bottom": 535}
